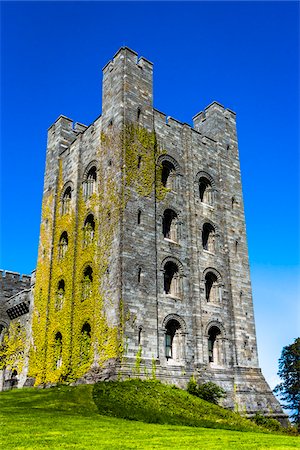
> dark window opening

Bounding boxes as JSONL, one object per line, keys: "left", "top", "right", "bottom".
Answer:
{"left": 138, "top": 326, "right": 142, "bottom": 345}
{"left": 137, "top": 155, "right": 142, "bottom": 168}
{"left": 84, "top": 166, "right": 97, "bottom": 199}
{"left": 54, "top": 332, "right": 63, "bottom": 369}
{"left": 82, "top": 266, "right": 93, "bottom": 301}
{"left": 62, "top": 186, "right": 71, "bottom": 214}
{"left": 162, "top": 209, "right": 178, "bottom": 241}
{"left": 199, "top": 177, "right": 213, "bottom": 205}
{"left": 138, "top": 268, "right": 142, "bottom": 283}
{"left": 56, "top": 279, "right": 65, "bottom": 309}
{"left": 208, "top": 326, "right": 221, "bottom": 363}
{"left": 83, "top": 214, "right": 95, "bottom": 247}
{"left": 165, "top": 319, "right": 181, "bottom": 360}
{"left": 202, "top": 223, "right": 215, "bottom": 252}
{"left": 137, "top": 210, "right": 141, "bottom": 225}
{"left": 58, "top": 232, "right": 68, "bottom": 259}
{"left": 161, "top": 161, "right": 176, "bottom": 189}
{"left": 205, "top": 272, "right": 218, "bottom": 302}
{"left": 80, "top": 322, "right": 91, "bottom": 363}
{"left": 164, "top": 261, "right": 181, "bottom": 297}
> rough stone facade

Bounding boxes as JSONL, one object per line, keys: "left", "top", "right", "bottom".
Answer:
{"left": 0, "top": 47, "right": 285, "bottom": 421}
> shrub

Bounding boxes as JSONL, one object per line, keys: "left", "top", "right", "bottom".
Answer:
{"left": 187, "top": 378, "right": 226, "bottom": 405}
{"left": 250, "top": 412, "right": 282, "bottom": 431}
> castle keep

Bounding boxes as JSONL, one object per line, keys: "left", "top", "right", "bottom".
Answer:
{"left": 0, "top": 47, "right": 284, "bottom": 419}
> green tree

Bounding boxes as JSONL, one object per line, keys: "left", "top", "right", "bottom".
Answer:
{"left": 274, "top": 337, "right": 300, "bottom": 428}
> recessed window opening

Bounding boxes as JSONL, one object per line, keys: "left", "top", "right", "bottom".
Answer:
{"left": 82, "top": 266, "right": 93, "bottom": 301}
{"left": 208, "top": 326, "right": 221, "bottom": 363}
{"left": 202, "top": 223, "right": 215, "bottom": 252}
{"left": 162, "top": 209, "right": 178, "bottom": 241}
{"left": 199, "top": 177, "right": 213, "bottom": 205}
{"left": 235, "top": 240, "right": 239, "bottom": 254}
{"left": 62, "top": 186, "right": 71, "bottom": 214}
{"left": 231, "top": 197, "right": 235, "bottom": 209}
{"left": 164, "top": 261, "right": 181, "bottom": 297}
{"left": 138, "top": 268, "right": 142, "bottom": 283}
{"left": 11, "top": 369, "right": 18, "bottom": 387}
{"left": 137, "top": 107, "right": 141, "bottom": 123}
{"left": 83, "top": 214, "right": 95, "bottom": 247}
{"left": 161, "top": 161, "right": 176, "bottom": 189}
{"left": 56, "top": 279, "right": 65, "bottom": 309}
{"left": 205, "top": 272, "right": 218, "bottom": 302}
{"left": 84, "top": 166, "right": 97, "bottom": 199}
{"left": 80, "top": 322, "right": 91, "bottom": 362}
{"left": 58, "top": 232, "right": 68, "bottom": 259}
{"left": 54, "top": 332, "right": 63, "bottom": 369}
{"left": 138, "top": 326, "right": 142, "bottom": 345}
{"left": 137, "top": 209, "right": 142, "bottom": 225}
{"left": 165, "top": 319, "right": 181, "bottom": 360}
{"left": 137, "top": 155, "right": 142, "bottom": 169}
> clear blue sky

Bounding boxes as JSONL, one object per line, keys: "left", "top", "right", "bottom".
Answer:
{"left": 1, "top": 2, "right": 299, "bottom": 392}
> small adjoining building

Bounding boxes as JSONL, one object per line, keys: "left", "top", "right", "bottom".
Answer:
{"left": 0, "top": 47, "right": 285, "bottom": 422}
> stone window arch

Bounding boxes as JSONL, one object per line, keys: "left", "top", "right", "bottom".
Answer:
{"left": 82, "top": 266, "right": 93, "bottom": 301}
{"left": 162, "top": 257, "right": 184, "bottom": 298}
{"left": 55, "top": 279, "right": 65, "bottom": 310}
{"left": 83, "top": 214, "right": 95, "bottom": 247}
{"left": 162, "top": 209, "right": 178, "bottom": 242}
{"left": 203, "top": 268, "right": 222, "bottom": 303}
{"left": 80, "top": 322, "right": 92, "bottom": 363}
{"left": 195, "top": 171, "right": 216, "bottom": 206}
{"left": 163, "top": 314, "right": 186, "bottom": 362}
{"left": 205, "top": 322, "right": 226, "bottom": 365}
{"left": 58, "top": 232, "right": 68, "bottom": 259}
{"left": 62, "top": 184, "right": 72, "bottom": 215}
{"left": 54, "top": 332, "right": 63, "bottom": 369}
{"left": 83, "top": 164, "right": 97, "bottom": 199}
{"left": 202, "top": 222, "right": 216, "bottom": 252}
{"left": 158, "top": 155, "right": 181, "bottom": 191}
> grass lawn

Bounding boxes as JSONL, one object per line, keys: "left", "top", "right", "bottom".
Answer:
{"left": 0, "top": 383, "right": 299, "bottom": 449}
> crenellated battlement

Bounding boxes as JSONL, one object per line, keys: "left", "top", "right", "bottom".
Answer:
{"left": 0, "top": 270, "right": 31, "bottom": 305}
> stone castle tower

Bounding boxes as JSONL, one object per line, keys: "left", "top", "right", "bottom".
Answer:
{"left": 0, "top": 47, "right": 284, "bottom": 419}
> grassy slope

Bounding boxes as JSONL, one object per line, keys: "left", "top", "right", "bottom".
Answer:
{"left": 0, "top": 382, "right": 298, "bottom": 449}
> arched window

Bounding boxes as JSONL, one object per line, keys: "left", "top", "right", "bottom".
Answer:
{"left": 208, "top": 326, "right": 222, "bottom": 364}
{"left": 162, "top": 209, "right": 178, "bottom": 242}
{"left": 54, "top": 332, "right": 63, "bottom": 369}
{"left": 58, "top": 232, "right": 68, "bottom": 259}
{"left": 164, "top": 261, "right": 181, "bottom": 297}
{"left": 165, "top": 319, "right": 183, "bottom": 361}
{"left": 199, "top": 176, "right": 213, "bottom": 205}
{"left": 83, "top": 214, "right": 95, "bottom": 247}
{"left": 80, "top": 322, "right": 91, "bottom": 363}
{"left": 161, "top": 160, "right": 176, "bottom": 190}
{"left": 82, "top": 266, "right": 93, "bottom": 301}
{"left": 55, "top": 279, "right": 65, "bottom": 310}
{"left": 137, "top": 209, "right": 142, "bottom": 225}
{"left": 83, "top": 166, "right": 97, "bottom": 199}
{"left": 62, "top": 186, "right": 71, "bottom": 214}
{"left": 205, "top": 272, "right": 218, "bottom": 302}
{"left": 202, "top": 223, "right": 215, "bottom": 252}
